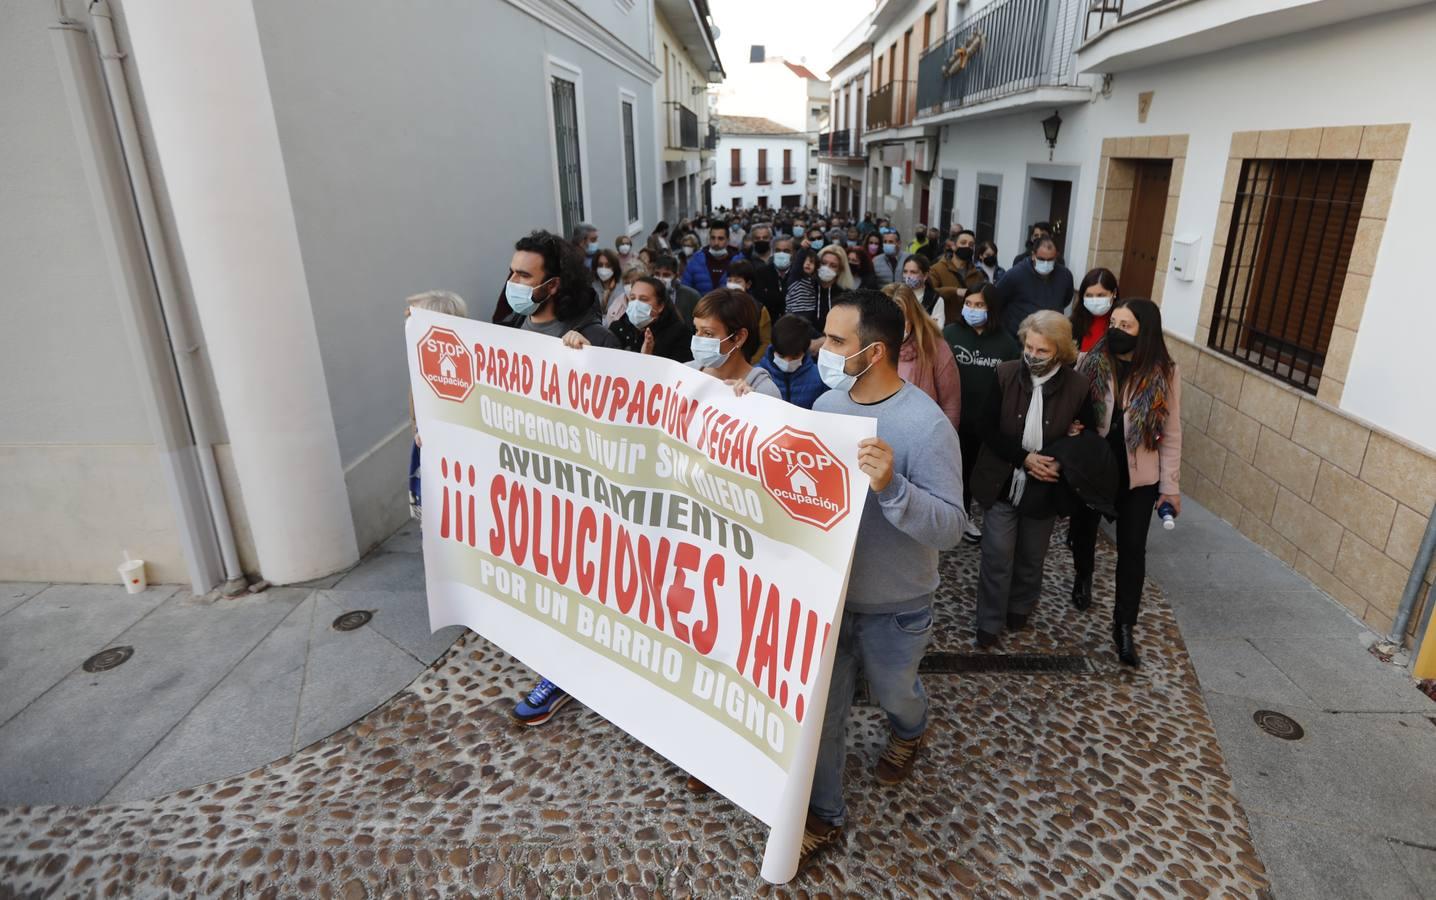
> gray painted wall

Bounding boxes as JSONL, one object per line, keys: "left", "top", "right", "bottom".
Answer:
{"left": 253, "top": 0, "right": 660, "bottom": 467}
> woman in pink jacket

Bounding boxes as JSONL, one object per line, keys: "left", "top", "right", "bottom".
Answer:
{"left": 1069, "top": 298, "right": 1182, "bottom": 667}
{"left": 883, "top": 283, "right": 961, "bottom": 432}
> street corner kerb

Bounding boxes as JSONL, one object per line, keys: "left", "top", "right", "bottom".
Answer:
{"left": 757, "top": 426, "right": 850, "bottom": 531}
{"left": 417, "top": 325, "right": 475, "bottom": 402}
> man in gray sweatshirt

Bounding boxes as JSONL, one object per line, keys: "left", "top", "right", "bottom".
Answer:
{"left": 802, "top": 290, "right": 968, "bottom": 864}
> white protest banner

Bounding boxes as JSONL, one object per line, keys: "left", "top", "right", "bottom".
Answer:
{"left": 405, "top": 310, "right": 874, "bottom": 883}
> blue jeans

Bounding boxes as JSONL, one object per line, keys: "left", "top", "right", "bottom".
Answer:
{"left": 808, "top": 605, "right": 933, "bottom": 825}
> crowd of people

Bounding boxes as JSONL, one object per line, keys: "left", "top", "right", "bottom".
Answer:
{"left": 407, "top": 206, "right": 1183, "bottom": 867}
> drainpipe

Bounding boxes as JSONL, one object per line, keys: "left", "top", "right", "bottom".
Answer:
{"left": 84, "top": 0, "right": 247, "bottom": 595}
{"left": 1389, "top": 499, "right": 1436, "bottom": 650}
{"left": 50, "top": 11, "right": 226, "bottom": 595}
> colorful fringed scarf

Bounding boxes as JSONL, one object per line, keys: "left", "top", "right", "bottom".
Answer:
{"left": 1077, "top": 336, "right": 1171, "bottom": 453}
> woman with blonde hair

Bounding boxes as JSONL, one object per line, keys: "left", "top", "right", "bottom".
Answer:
{"left": 882, "top": 283, "right": 961, "bottom": 433}
{"left": 968, "top": 310, "right": 1097, "bottom": 649}
{"left": 785, "top": 245, "right": 855, "bottom": 334}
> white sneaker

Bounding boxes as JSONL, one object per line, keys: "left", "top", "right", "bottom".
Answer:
{"left": 962, "top": 520, "right": 982, "bottom": 544}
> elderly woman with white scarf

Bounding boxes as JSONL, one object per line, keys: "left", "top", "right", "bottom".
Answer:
{"left": 967, "top": 311, "right": 1097, "bottom": 649}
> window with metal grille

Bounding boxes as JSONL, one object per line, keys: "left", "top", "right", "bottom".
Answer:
{"left": 976, "top": 183, "right": 998, "bottom": 244}
{"left": 1208, "top": 158, "right": 1371, "bottom": 393}
{"left": 551, "top": 77, "right": 584, "bottom": 237}
{"left": 621, "top": 100, "right": 639, "bottom": 224}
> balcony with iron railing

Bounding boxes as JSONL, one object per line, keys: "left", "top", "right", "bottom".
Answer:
{"left": 865, "top": 80, "right": 918, "bottom": 133}
{"left": 703, "top": 123, "right": 718, "bottom": 151}
{"left": 819, "top": 128, "right": 861, "bottom": 160}
{"left": 756, "top": 166, "right": 771, "bottom": 185}
{"left": 728, "top": 167, "right": 748, "bottom": 186}
{"left": 666, "top": 102, "right": 699, "bottom": 150}
{"left": 916, "top": 0, "right": 1083, "bottom": 120}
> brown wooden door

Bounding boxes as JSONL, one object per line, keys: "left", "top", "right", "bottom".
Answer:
{"left": 1119, "top": 160, "right": 1172, "bottom": 298}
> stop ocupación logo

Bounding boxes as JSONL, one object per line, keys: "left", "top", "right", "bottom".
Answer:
{"left": 757, "top": 427, "right": 850, "bottom": 531}
{"left": 417, "top": 326, "right": 475, "bottom": 402}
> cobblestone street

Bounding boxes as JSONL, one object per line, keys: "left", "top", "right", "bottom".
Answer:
{"left": 0, "top": 520, "right": 1273, "bottom": 898}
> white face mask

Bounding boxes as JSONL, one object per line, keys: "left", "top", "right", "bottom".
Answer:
{"left": 725, "top": 280, "right": 746, "bottom": 292}
{"left": 595, "top": 267, "right": 614, "bottom": 282}
{"left": 658, "top": 276, "right": 673, "bottom": 289}
{"left": 817, "top": 343, "right": 875, "bottom": 392}
{"left": 691, "top": 333, "right": 737, "bottom": 369}
{"left": 626, "top": 299, "right": 655, "bottom": 328}
{"left": 1083, "top": 294, "right": 1113, "bottom": 317}
{"left": 773, "top": 355, "right": 803, "bottom": 373}
{"left": 617, "top": 243, "right": 632, "bottom": 255}
{"left": 1034, "top": 259, "right": 1056, "bottom": 276}
{"left": 818, "top": 265, "right": 837, "bottom": 283}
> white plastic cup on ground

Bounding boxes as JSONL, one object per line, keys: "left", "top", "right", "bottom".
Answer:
{"left": 119, "top": 557, "right": 147, "bottom": 594}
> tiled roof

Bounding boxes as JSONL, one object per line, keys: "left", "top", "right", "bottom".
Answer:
{"left": 783, "top": 61, "right": 820, "bottom": 81}
{"left": 715, "top": 115, "right": 805, "bottom": 136}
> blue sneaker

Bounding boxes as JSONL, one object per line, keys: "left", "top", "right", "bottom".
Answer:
{"left": 512, "top": 677, "right": 571, "bottom": 726}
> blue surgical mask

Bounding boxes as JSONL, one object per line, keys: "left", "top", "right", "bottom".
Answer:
{"left": 585, "top": 243, "right": 598, "bottom": 257}
{"left": 961, "top": 306, "right": 988, "bottom": 327}
{"left": 691, "top": 333, "right": 737, "bottom": 369}
{"left": 817, "top": 344, "right": 875, "bottom": 392}
{"left": 773, "top": 355, "right": 803, "bottom": 373}
{"left": 1034, "top": 259, "right": 1056, "bottom": 276}
{"left": 1083, "top": 295, "right": 1113, "bottom": 317}
{"left": 709, "top": 246, "right": 728, "bottom": 258}
{"left": 811, "top": 239, "right": 825, "bottom": 250}
{"left": 772, "top": 251, "right": 792, "bottom": 269}
{"left": 506, "top": 278, "right": 552, "bottom": 317}
{"left": 883, "top": 244, "right": 898, "bottom": 256}
{"left": 792, "top": 227, "right": 803, "bottom": 237}
{"left": 903, "top": 274, "right": 924, "bottom": 290}
{"left": 626, "top": 300, "right": 655, "bottom": 328}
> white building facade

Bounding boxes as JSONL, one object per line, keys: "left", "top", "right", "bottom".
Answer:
{"left": 816, "top": 14, "right": 875, "bottom": 217}
{"left": 714, "top": 118, "right": 810, "bottom": 211}
{"left": 654, "top": 0, "right": 724, "bottom": 223}
{"left": 0, "top": 0, "right": 666, "bottom": 591}
{"left": 826, "top": 0, "right": 1436, "bottom": 643}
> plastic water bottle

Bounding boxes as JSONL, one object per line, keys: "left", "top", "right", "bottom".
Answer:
{"left": 1158, "top": 501, "right": 1177, "bottom": 531}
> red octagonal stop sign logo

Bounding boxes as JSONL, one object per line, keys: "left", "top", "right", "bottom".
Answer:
{"left": 417, "top": 325, "right": 475, "bottom": 402}
{"left": 757, "top": 426, "right": 850, "bottom": 531}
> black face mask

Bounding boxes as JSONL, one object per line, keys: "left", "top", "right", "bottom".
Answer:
{"left": 1106, "top": 329, "right": 1138, "bottom": 355}
{"left": 981, "top": 254, "right": 997, "bottom": 266}
{"left": 955, "top": 247, "right": 974, "bottom": 263}
{"left": 754, "top": 240, "right": 771, "bottom": 255}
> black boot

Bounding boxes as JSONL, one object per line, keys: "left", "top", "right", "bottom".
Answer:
{"left": 1113, "top": 623, "right": 1139, "bottom": 667}
{"left": 1070, "top": 574, "right": 1092, "bottom": 612}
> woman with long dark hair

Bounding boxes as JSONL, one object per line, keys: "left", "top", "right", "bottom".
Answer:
{"left": 1070, "top": 268, "right": 1119, "bottom": 352}
{"left": 1069, "top": 298, "right": 1183, "bottom": 667}
{"left": 847, "top": 245, "right": 881, "bottom": 290}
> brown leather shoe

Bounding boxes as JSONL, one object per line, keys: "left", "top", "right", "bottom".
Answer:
{"left": 799, "top": 813, "right": 843, "bottom": 869}
{"left": 683, "top": 774, "right": 712, "bottom": 794}
{"left": 874, "top": 729, "right": 925, "bottom": 785}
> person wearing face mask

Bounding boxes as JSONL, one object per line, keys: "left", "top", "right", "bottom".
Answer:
{"left": 1070, "top": 299, "right": 1182, "bottom": 667}
{"left": 975, "top": 240, "right": 1006, "bottom": 284}
{"left": 685, "top": 288, "right": 781, "bottom": 398}
{"left": 800, "top": 290, "right": 967, "bottom": 868}
{"left": 616, "top": 236, "right": 637, "bottom": 269}
{"left": 651, "top": 254, "right": 702, "bottom": 326}
{"left": 864, "top": 234, "right": 884, "bottom": 261}
{"left": 900, "top": 254, "right": 960, "bottom": 328}
{"left": 693, "top": 217, "right": 711, "bottom": 247}
{"left": 499, "top": 230, "right": 618, "bottom": 727}
{"left": 1012, "top": 221, "right": 1058, "bottom": 268}
{"left": 785, "top": 247, "right": 855, "bottom": 335}
{"left": 872, "top": 230, "right": 908, "bottom": 285}
{"left": 647, "top": 220, "right": 671, "bottom": 254}
{"left": 607, "top": 275, "right": 691, "bottom": 362}
{"left": 746, "top": 224, "right": 787, "bottom": 329}
{"left": 680, "top": 221, "right": 744, "bottom": 294}
{"left": 1070, "top": 268, "right": 1118, "bottom": 352}
{"left": 882, "top": 283, "right": 962, "bottom": 434}
{"left": 570, "top": 222, "right": 599, "bottom": 262}
{"left": 679, "top": 234, "right": 701, "bottom": 261}
{"left": 968, "top": 311, "right": 1096, "bottom": 650}
{"left": 912, "top": 226, "right": 941, "bottom": 262}
{"left": 722, "top": 260, "right": 773, "bottom": 363}
{"left": 943, "top": 283, "right": 1022, "bottom": 544}
{"left": 754, "top": 314, "right": 829, "bottom": 409}
{"left": 847, "top": 246, "right": 881, "bottom": 290}
{"left": 592, "top": 248, "right": 627, "bottom": 326}
{"left": 988, "top": 236, "right": 1075, "bottom": 339}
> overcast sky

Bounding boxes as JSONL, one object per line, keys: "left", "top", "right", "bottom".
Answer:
{"left": 709, "top": 0, "right": 875, "bottom": 77}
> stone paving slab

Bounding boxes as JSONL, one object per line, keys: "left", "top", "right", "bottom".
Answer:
{"left": 0, "top": 582, "right": 49, "bottom": 619}
{"left": 0, "top": 583, "right": 179, "bottom": 726}
{"left": 1244, "top": 812, "right": 1424, "bottom": 900}
{"left": 0, "top": 527, "right": 1274, "bottom": 898}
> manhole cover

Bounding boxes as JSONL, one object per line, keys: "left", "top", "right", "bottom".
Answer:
{"left": 332, "top": 610, "right": 373, "bottom": 632}
{"left": 83, "top": 646, "right": 134, "bottom": 673}
{"left": 921, "top": 652, "right": 1094, "bottom": 675}
{"left": 1253, "top": 709, "right": 1304, "bottom": 740}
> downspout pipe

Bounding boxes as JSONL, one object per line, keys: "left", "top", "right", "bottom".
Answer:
{"left": 86, "top": 0, "right": 247, "bottom": 593}
{"left": 1390, "top": 499, "right": 1436, "bottom": 648}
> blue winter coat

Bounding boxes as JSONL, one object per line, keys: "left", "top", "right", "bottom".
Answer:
{"left": 681, "top": 248, "right": 744, "bottom": 295}
{"left": 755, "top": 347, "right": 829, "bottom": 410}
